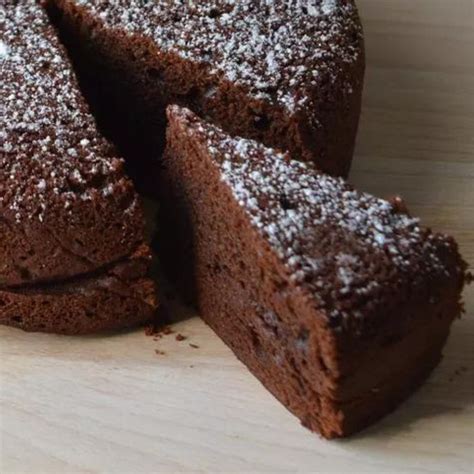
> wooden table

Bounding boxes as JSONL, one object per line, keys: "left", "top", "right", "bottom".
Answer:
{"left": 1, "top": 1, "right": 473, "bottom": 472}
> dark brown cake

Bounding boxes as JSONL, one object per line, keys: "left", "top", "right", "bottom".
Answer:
{"left": 0, "top": 2, "right": 157, "bottom": 332}
{"left": 50, "top": 0, "right": 364, "bottom": 188}
{"left": 160, "top": 105, "right": 467, "bottom": 438}
{"left": 1, "top": 0, "right": 468, "bottom": 439}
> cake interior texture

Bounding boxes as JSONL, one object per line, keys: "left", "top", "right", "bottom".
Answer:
{"left": 158, "top": 105, "right": 467, "bottom": 438}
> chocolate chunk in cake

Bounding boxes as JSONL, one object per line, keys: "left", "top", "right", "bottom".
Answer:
{"left": 50, "top": 0, "right": 364, "bottom": 189}
{"left": 159, "top": 105, "right": 467, "bottom": 438}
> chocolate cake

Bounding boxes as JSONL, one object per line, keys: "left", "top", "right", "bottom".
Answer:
{"left": 159, "top": 106, "right": 467, "bottom": 438}
{"left": 0, "top": 2, "right": 157, "bottom": 332}
{"left": 1, "top": 1, "right": 469, "bottom": 438}
{"left": 49, "top": 0, "right": 364, "bottom": 186}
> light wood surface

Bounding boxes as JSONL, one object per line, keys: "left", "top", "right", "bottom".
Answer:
{"left": 1, "top": 1, "right": 473, "bottom": 472}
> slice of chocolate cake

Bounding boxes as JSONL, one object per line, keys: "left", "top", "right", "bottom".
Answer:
{"left": 0, "top": 2, "right": 157, "bottom": 332}
{"left": 50, "top": 0, "right": 364, "bottom": 187}
{"left": 159, "top": 105, "right": 467, "bottom": 438}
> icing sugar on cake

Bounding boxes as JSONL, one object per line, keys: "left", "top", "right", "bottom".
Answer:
{"left": 0, "top": 39, "right": 7, "bottom": 58}
{"left": 0, "top": 4, "right": 130, "bottom": 224}
{"left": 71, "top": 0, "right": 362, "bottom": 112}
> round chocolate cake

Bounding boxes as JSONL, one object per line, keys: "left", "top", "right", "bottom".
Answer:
{"left": 0, "top": 1, "right": 468, "bottom": 438}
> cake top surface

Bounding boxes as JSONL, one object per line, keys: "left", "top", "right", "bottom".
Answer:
{"left": 168, "top": 106, "right": 465, "bottom": 332}
{"left": 71, "top": 0, "right": 363, "bottom": 113}
{"left": 0, "top": 2, "right": 125, "bottom": 224}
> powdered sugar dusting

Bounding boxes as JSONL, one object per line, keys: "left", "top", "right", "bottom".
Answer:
{"left": 72, "top": 0, "right": 362, "bottom": 113}
{"left": 0, "top": 40, "right": 7, "bottom": 59}
{"left": 321, "top": 0, "right": 338, "bottom": 15}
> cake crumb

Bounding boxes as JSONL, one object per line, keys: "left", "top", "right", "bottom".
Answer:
{"left": 144, "top": 323, "right": 161, "bottom": 336}
{"left": 145, "top": 323, "right": 174, "bottom": 337}
{"left": 162, "top": 326, "right": 175, "bottom": 335}
{"left": 176, "top": 333, "right": 187, "bottom": 341}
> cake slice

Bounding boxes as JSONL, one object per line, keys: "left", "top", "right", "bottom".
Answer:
{"left": 159, "top": 105, "right": 467, "bottom": 438}
{"left": 50, "top": 0, "right": 364, "bottom": 185}
{"left": 0, "top": 2, "right": 157, "bottom": 332}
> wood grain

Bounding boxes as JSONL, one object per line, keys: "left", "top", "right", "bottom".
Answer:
{"left": 1, "top": 1, "right": 473, "bottom": 472}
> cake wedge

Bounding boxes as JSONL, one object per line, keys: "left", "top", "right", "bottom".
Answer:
{"left": 159, "top": 105, "right": 468, "bottom": 438}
